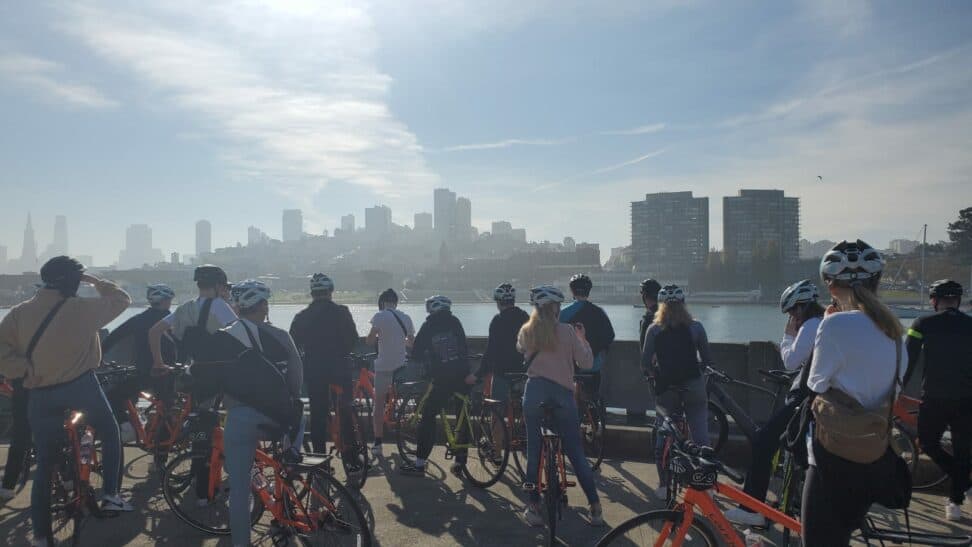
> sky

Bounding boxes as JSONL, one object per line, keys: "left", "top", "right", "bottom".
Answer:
{"left": 1, "top": 0, "right": 971, "bottom": 266}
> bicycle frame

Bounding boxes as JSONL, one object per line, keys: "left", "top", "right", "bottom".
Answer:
{"left": 124, "top": 392, "right": 192, "bottom": 452}
{"left": 251, "top": 449, "right": 340, "bottom": 534}
{"left": 537, "top": 434, "right": 573, "bottom": 496}
{"left": 705, "top": 372, "right": 779, "bottom": 444}
{"left": 668, "top": 481, "right": 801, "bottom": 546}
{"left": 409, "top": 382, "right": 476, "bottom": 451}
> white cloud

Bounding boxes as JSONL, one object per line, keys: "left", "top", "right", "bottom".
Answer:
{"left": 585, "top": 149, "right": 667, "bottom": 176}
{"left": 599, "top": 123, "right": 666, "bottom": 136}
{"left": 0, "top": 52, "right": 116, "bottom": 108}
{"left": 440, "top": 137, "right": 575, "bottom": 152}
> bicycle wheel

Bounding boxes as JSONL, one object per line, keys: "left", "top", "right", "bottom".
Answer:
{"left": 395, "top": 393, "right": 420, "bottom": 464}
{"left": 510, "top": 401, "right": 528, "bottom": 478}
{"left": 162, "top": 451, "right": 263, "bottom": 535}
{"left": 543, "top": 446, "right": 560, "bottom": 547}
{"left": 461, "top": 404, "right": 509, "bottom": 488}
{"left": 595, "top": 510, "right": 721, "bottom": 546}
{"left": 342, "top": 403, "right": 370, "bottom": 490}
{"left": 913, "top": 429, "right": 951, "bottom": 490}
{"left": 706, "top": 401, "right": 728, "bottom": 453}
{"left": 580, "top": 397, "right": 606, "bottom": 472}
{"left": 289, "top": 465, "right": 373, "bottom": 547}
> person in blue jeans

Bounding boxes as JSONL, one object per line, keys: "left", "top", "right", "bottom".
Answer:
{"left": 517, "top": 285, "right": 603, "bottom": 528}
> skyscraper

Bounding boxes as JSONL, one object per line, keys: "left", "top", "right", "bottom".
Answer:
{"left": 196, "top": 220, "right": 212, "bottom": 257}
{"left": 0, "top": 245, "right": 7, "bottom": 273}
{"left": 491, "top": 221, "right": 513, "bottom": 235}
{"left": 282, "top": 209, "right": 303, "bottom": 242}
{"left": 434, "top": 188, "right": 457, "bottom": 232}
{"left": 20, "top": 213, "right": 38, "bottom": 271}
{"left": 53, "top": 215, "right": 68, "bottom": 255}
{"left": 119, "top": 224, "right": 163, "bottom": 269}
{"left": 341, "top": 214, "right": 355, "bottom": 233}
{"left": 723, "top": 189, "right": 800, "bottom": 276}
{"left": 631, "top": 191, "right": 709, "bottom": 279}
{"left": 456, "top": 196, "right": 472, "bottom": 238}
{"left": 414, "top": 212, "right": 433, "bottom": 231}
{"left": 365, "top": 205, "right": 392, "bottom": 235}
{"left": 247, "top": 226, "right": 269, "bottom": 246}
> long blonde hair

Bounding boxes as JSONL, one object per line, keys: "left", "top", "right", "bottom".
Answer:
{"left": 519, "top": 302, "right": 560, "bottom": 353}
{"left": 844, "top": 282, "right": 904, "bottom": 340}
{"left": 654, "top": 300, "right": 693, "bottom": 330}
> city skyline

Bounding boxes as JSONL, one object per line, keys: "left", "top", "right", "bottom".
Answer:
{"left": 1, "top": 3, "right": 971, "bottom": 264}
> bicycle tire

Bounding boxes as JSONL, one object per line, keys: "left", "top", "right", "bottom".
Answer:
{"left": 913, "top": 428, "right": 952, "bottom": 490}
{"left": 581, "top": 397, "right": 606, "bottom": 472}
{"left": 543, "top": 444, "right": 559, "bottom": 547}
{"left": 162, "top": 451, "right": 264, "bottom": 536}
{"left": 395, "top": 393, "right": 420, "bottom": 464}
{"left": 510, "top": 400, "right": 528, "bottom": 479}
{"left": 595, "top": 509, "right": 721, "bottom": 546}
{"left": 49, "top": 451, "right": 83, "bottom": 547}
{"left": 342, "top": 403, "right": 370, "bottom": 489}
{"left": 706, "top": 401, "right": 728, "bottom": 454}
{"left": 461, "top": 404, "right": 509, "bottom": 488}
{"left": 289, "top": 465, "right": 373, "bottom": 547}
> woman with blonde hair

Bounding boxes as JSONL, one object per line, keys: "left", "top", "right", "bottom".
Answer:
{"left": 517, "top": 285, "right": 603, "bottom": 527}
{"left": 641, "top": 284, "right": 714, "bottom": 498}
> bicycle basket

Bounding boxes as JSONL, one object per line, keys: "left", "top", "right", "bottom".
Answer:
{"left": 669, "top": 452, "right": 718, "bottom": 490}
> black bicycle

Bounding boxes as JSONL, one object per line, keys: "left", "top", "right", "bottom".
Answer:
{"left": 703, "top": 366, "right": 794, "bottom": 453}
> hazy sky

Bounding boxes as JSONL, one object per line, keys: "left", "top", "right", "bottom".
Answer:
{"left": 1, "top": 1, "right": 971, "bottom": 265}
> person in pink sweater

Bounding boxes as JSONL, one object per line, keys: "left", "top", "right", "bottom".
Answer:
{"left": 516, "top": 285, "right": 603, "bottom": 528}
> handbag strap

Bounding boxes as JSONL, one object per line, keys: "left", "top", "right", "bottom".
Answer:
{"left": 26, "top": 299, "right": 68, "bottom": 363}
{"left": 389, "top": 310, "right": 409, "bottom": 338}
{"left": 887, "top": 338, "right": 902, "bottom": 429}
{"left": 239, "top": 320, "right": 262, "bottom": 351}
{"left": 196, "top": 298, "right": 214, "bottom": 329}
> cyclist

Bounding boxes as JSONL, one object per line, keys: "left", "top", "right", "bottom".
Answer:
{"left": 0, "top": 257, "right": 134, "bottom": 545}
{"left": 365, "top": 288, "right": 415, "bottom": 457}
{"left": 639, "top": 278, "right": 662, "bottom": 349}
{"left": 802, "top": 240, "right": 906, "bottom": 545}
{"left": 905, "top": 279, "right": 972, "bottom": 521}
{"left": 726, "top": 279, "right": 824, "bottom": 526}
{"left": 289, "top": 273, "right": 358, "bottom": 456}
{"left": 103, "top": 283, "right": 178, "bottom": 443}
{"left": 401, "top": 295, "right": 475, "bottom": 477}
{"left": 477, "top": 283, "right": 530, "bottom": 405}
{"left": 560, "top": 274, "right": 614, "bottom": 397}
{"left": 518, "top": 285, "right": 603, "bottom": 527}
{"left": 640, "top": 284, "right": 713, "bottom": 499}
{"left": 221, "top": 280, "right": 303, "bottom": 547}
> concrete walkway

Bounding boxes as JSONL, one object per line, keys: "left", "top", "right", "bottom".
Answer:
{"left": 1, "top": 444, "right": 970, "bottom": 546}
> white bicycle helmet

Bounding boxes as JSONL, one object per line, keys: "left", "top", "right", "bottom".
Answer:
{"left": 658, "top": 284, "right": 685, "bottom": 303}
{"left": 820, "top": 240, "right": 884, "bottom": 285}
{"left": 780, "top": 279, "right": 819, "bottom": 313}
{"left": 146, "top": 284, "right": 175, "bottom": 305}
{"left": 234, "top": 279, "right": 271, "bottom": 310}
{"left": 310, "top": 273, "right": 334, "bottom": 292}
{"left": 529, "top": 285, "right": 565, "bottom": 306}
{"left": 425, "top": 295, "right": 452, "bottom": 314}
{"left": 493, "top": 283, "right": 516, "bottom": 304}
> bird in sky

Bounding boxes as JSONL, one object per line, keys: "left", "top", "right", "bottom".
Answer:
{"left": 817, "top": 175, "right": 823, "bottom": 181}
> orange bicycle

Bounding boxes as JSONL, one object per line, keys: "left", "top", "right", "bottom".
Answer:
{"left": 524, "top": 401, "right": 577, "bottom": 547}
{"left": 46, "top": 409, "right": 109, "bottom": 545}
{"left": 325, "top": 382, "right": 371, "bottom": 489}
{"left": 351, "top": 352, "right": 406, "bottom": 432}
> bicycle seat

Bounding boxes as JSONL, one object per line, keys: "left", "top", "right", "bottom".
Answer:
{"left": 758, "top": 368, "right": 798, "bottom": 385}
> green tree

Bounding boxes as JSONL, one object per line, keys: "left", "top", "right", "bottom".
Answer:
{"left": 947, "top": 207, "right": 972, "bottom": 259}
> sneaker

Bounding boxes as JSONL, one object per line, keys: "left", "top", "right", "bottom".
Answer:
{"left": 119, "top": 422, "right": 137, "bottom": 444}
{"left": 523, "top": 505, "right": 544, "bottom": 527}
{"left": 589, "top": 503, "right": 605, "bottom": 527}
{"left": 654, "top": 486, "right": 669, "bottom": 499}
{"left": 946, "top": 502, "right": 962, "bottom": 522}
{"left": 400, "top": 462, "right": 426, "bottom": 476}
{"left": 100, "top": 494, "right": 134, "bottom": 512}
{"left": 371, "top": 443, "right": 382, "bottom": 458}
{"left": 31, "top": 538, "right": 49, "bottom": 547}
{"left": 0, "top": 487, "right": 15, "bottom": 501}
{"left": 725, "top": 507, "right": 767, "bottom": 527}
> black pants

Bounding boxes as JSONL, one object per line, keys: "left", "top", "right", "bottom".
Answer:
{"left": 740, "top": 398, "right": 801, "bottom": 505}
{"left": 919, "top": 397, "right": 972, "bottom": 504}
{"left": 802, "top": 441, "right": 873, "bottom": 546}
{"left": 2, "top": 380, "right": 30, "bottom": 490}
{"left": 417, "top": 382, "right": 470, "bottom": 462}
{"left": 307, "top": 377, "right": 354, "bottom": 455}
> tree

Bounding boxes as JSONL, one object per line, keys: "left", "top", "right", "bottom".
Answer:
{"left": 947, "top": 207, "right": 972, "bottom": 260}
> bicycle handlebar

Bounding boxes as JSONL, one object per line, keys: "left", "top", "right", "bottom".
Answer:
{"left": 659, "top": 415, "right": 745, "bottom": 484}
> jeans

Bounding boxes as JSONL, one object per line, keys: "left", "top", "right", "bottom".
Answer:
{"left": 224, "top": 405, "right": 275, "bottom": 547}
{"left": 523, "top": 377, "right": 599, "bottom": 505}
{"left": 28, "top": 371, "right": 121, "bottom": 541}
{"left": 416, "top": 382, "right": 470, "bottom": 462}
{"left": 919, "top": 397, "right": 972, "bottom": 504}
{"left": 740, "top": 398, "right": 801, "bottom": 506}
{"left": 2, "top": 379, "right": 30, "bottom": 490}
{"left": 654, "top": 376, "right": 709, "bottom": 482}
{"left": 801, "top": 441, "right": 873, "bottom": 546}
{"left": 307, "top": 377, "right": 354, "bottom": 456}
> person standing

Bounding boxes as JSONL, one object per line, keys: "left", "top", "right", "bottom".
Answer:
{"left": 561, "top": 274, "right": 615, "bottom": 397}
{"left": 639, "top": 279, "right": 662, "bottom": 349}
{"left": 365, "top": 288, "right": 414, "bottom": 458}
{"left": 905, "top": 279, "right": 972, "bottom": 521}
{"left": 477, "top": 283, "right": 530, "bottom": 403}
{"left": 0, "top": 257, "right": 134, "bottom": 546}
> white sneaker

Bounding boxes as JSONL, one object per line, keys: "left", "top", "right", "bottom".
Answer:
{"left": 101, "top": 494, "right": 134, "bottom": 512}
{"left": 590, "top": 503, "right": 605, "bottom": 527}
{"left": 725, "top": 507, "right": 767, "bottom": 527}
{"left": 523, "top": 505, "right": 544, "bottom": 527}
{"left": 0, "top": 487, "right": 16, "bottom": 501}
{"left": 946, "top": 502, "right": 962, "bottom": 522}
{"left": 654, "top": 486, "right": 669, "bottom": 499}
{"left": 119, "top": 422, "right": 137, "bottom": 444}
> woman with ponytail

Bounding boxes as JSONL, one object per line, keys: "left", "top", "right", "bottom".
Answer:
{"left": 801, "top": 240, "right": 908, "bottom": 545}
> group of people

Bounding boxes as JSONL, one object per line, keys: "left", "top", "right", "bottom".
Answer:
{"left": 0, "top": 236, "right": 969, "bottom": 546}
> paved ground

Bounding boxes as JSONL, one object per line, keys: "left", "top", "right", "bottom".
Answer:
{"left": 1, "top": 443, "right": 970, "bottom": 546}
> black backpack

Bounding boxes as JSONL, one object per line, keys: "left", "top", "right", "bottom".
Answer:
{"left": 180, "top": 299, "right": 220, "bottom": 363}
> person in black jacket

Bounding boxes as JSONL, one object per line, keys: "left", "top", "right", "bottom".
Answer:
{"left": 401, "top": 295, "right": 475, "bottom": 477}
{"left": 905, "top": 279, "right": 972, "bottom": 521}
{"left": 477, "top": 283, "right": 530, "bottom": 403}
{"left": 560, "top": 274, "right": 615, "bottom": 396}
{"left": 103, "top": 284, "right": 178, "bottom": 442}
{"left": 639, "top": 279, "right": 661, "bottom": 349}
{"left": 289, "top": 273, "right": 359, "bottom": 454}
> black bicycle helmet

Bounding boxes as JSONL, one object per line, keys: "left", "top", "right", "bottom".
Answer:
{"left": 929, "top": 279, "right": 963, "bottom": 299}
{"left": 569, "top": 273, "right": 593, "bottom": 296}
{"left": 193, "top": 264, "right": 228, "bottom": 286}
{"left": 40, "top": 256, "right": 85, "bottom": 297}
{"left": 640, "top": 278, "right": 662, "bottom": 299}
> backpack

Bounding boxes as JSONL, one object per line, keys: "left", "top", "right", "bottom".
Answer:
{"left": 180, "top": 299, "right": 219, "bottom": 363}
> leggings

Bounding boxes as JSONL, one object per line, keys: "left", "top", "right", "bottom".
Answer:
{"left": 801, "top": 441, "right": 873, "bottom": 546}
{"left": 919, "top": 397, "right": 972, "bottom": 504}
{"left": 2, "top": 379, "right": 30, "bottom": 490}
{"left": 654, "top": 376, "right": 709, "bottom": 483}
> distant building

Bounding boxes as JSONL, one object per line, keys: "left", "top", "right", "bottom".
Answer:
{"left": 247, "top": 226, "right": 270, "bottom": 246}
{"left": 631, "top": 191, "right": 709, "bottom": 279}
{"left": 434, "top": 188, "right": 457, "bottom": 232}
{"left": 0, "top": 245, "right": 7, "bottom": 273}
{"left": 723, "top": 189, "right": 800, "bottom": 276}
{"left": 492, "top": 221, "right": 513, "bottom": 235}
{"left": 510, "top": 228, "right": 527, "bottom": 243}
{"left": 195, "top": 220, "right": 212, "bottom": 257}
{"left": 414, "top": 212, "right": 433, "bottom": 231}
{"left": 170, "top": 252, "right": 180, "bottom": 265}
{"left": 20, "top": 213, "right": 38, "bottom": 272}
{"left": 282, "top": 209, "right": 303, "bottom": 242}
{"left": 799, "top": 239, "right": 836, "bottom": 260}
{"left": 119, "top": 224, "right": 163, "bottom": 269}
{"left": 341, "top": 214, "right": 355, "bottom": 233}
{"left": 889, "top": 239, "right": 920, "bottom": 255}
{"left": 40, "top": 215, "right": 69, "bottom": 261}
{"left": 456, "top": 196, "right": 472, "bottom": 232}
{"left": 75, "top": 254, "right": 94, "bottom": 268}
{"left": 563, "top": 237, "right": 576, "bottom": 252}
{"left": 365, "top": 205, "right": 392, "bottom": 235}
